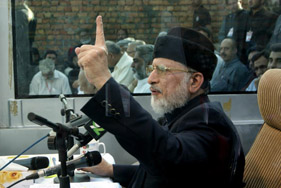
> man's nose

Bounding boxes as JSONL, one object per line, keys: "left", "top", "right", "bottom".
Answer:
{"left": 147, "top": 69, "right": 158, "bottom": 84}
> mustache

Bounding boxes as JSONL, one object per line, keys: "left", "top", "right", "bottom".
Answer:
{"left": 150, "top": 85, "right": 162, "bottom": 93}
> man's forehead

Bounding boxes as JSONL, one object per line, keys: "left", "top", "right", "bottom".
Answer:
{"left": 152, "top": 58, "right": 186, "bottom": 68}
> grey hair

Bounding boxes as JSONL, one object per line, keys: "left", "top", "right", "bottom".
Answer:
{"left": 106, "top": 40, "right": 121, "bottom": 55}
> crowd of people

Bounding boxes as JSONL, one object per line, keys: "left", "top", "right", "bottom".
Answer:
{"left": 20, "top": 0, "right": 281, "bottom": 96}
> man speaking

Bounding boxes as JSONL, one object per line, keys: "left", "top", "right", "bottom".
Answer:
{"left": 75, "top": 16, "right": 245, "bottom": 188}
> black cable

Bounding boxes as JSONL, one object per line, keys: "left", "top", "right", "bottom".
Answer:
{"left": 6, "top": 178, "right": 26, "bottom": 188}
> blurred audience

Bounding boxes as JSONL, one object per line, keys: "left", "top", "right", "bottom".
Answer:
{"left": 116, "top": 28, "right": 129, "bottom": 42}
{"left": 79, "top": 28, "right": 94, "bottom": 45}
{"left": 268, "top": 14, "right": 281, "bottom": 48}
{"left": 211, "top": 38, "right": 251, "bottom": 92}
{"left": 235, "top": 0, "right": 278, "bottom": 64}
{"left": 196, "top": 27, "right": 225, "bottom": 87}
{"left": 192, "top": 0, "right": 212, "bottom": 31}
{"left": 64, "top": 48, "right": 80, "bottom": 94}
{"left": 77, "top": 69, "right": 97, "bottom": 94}
{"left": 131, "top": 44, "right": 154, "bottom": 93}
{"left": 29, "top": 58, "right": 72, "bottom": 95}
{"left": 218, "top": 0, "right": 247, "bottom": 43}
{"left": 106, "top": 41, "right": 135, "bottom": 90}
{"left": 44, "top": 50, "right": 65, "bottom": 73}
{"left": 116, "top": 38, "right": 135, "bottom": 53}
{"left": 246, "top": 50, "right": 269, "bottom": 91}
{"left": 268, "top": 43, "right": 281, "bottom": 69}
{"left": 127, "top": 40, "right": 146, "bottom": 58}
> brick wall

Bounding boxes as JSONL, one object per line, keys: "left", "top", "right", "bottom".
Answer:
{"left": 28, "top": 0, "right": 234, "bottom": 60}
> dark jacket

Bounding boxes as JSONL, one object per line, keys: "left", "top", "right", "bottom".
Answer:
{"left": 234, "top": 8, "right": 278, "bottom": 64}
{"left": 193, "top": 5, "right": 211, "bottom": 28}
{"left": 81, "top": 78, "right": 245, "bottom": 188}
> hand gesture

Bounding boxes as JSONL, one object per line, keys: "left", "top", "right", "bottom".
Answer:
{"left": 75, "top": 16, "right": 111, "bottom": 90}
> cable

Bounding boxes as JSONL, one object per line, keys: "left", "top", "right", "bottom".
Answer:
{"left": 0, "top": 133, "right": 49, "bottom": 171}
{"left": 6, "top": 178, "right": 26, "bottom": 188}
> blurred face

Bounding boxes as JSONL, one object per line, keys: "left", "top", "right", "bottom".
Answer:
{"left": 248, "top": 51, "right": 259, "bottom": 70}
{"left": 117, "top": 29, "right": 127, "bottom": 41}
{"left": 46, "top": 54, "right": 57, "bottom": 62}
{"left": 227, "top": 0, "right": 240, "bottom": 12}
{"left": 131, "top": 52, "right": 147, "bottom": 80}
{"left": 80, "top": 31, "right": 92, "bottom": 45}
{"left": 78, "top": 70, "right": 96, "bottom": 94}
{"left": 253, "top": 56, "right": 268, "bottom": 77}
{"left": 127, "top": 43, "right": 137, "bottom": 58}
{"left": 220, "top": 39, "right": 237, "bottom": 62}
{"left": 268, "top": 51, "right": 281, "bottom": 69}
{"left": 248, "top": 0, "right": 263, "bottom": 9}
{"left": 147, "top": 58, "right": 192, "bottom": 115}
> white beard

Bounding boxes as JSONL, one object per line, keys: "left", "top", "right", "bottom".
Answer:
{"left": 151, "top": 74, "right": 191, "bottom": 115}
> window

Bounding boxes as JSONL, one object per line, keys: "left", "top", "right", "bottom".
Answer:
{"left": 12, "top": 0, "right": 278, "bottom": 98}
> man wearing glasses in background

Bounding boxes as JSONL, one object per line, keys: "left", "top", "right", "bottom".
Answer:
{"left": 76, "top": 16, "right": 245, "bottom": 188}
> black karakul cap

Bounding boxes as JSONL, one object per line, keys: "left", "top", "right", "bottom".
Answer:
{"left": 153, "top": 27, "right": 217, "bottom": 81}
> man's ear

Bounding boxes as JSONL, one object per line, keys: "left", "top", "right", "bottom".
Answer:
{"left": 188, "top": 72, "right": 204, "bottom": 94}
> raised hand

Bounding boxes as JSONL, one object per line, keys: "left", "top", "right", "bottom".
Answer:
{"left": 75, "top": 16, "right": 111, "bottom": 90}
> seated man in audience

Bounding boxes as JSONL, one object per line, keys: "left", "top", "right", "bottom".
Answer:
{"left": 29, "top": 58, "right": 72, "bottom": 95}
{"left": 211, "top": 38, "right": 251, "bottom": 92}
{"left": 131, "top": 44, "right": 154, "bottom": 93}
{"left": 106, "top": 40, "right": 135, "bottom": 90}
{"left": 246, "top": 50, "right": 268, "bottom": 91}
{"left": 127, "top": 40, "right": 146, "bottom": 58}
{"left": 268, "top": 43, "right": 281, "bottom": 69}
{"left": 44, "top": 50, "right": 65, "bottom": 72}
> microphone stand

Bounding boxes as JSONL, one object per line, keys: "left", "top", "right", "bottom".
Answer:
{"left": 56, "top": 128, "right": 70, "bottom": 188}
{"left": 27, "top": 113, "right": 82, "bottom": 188}
{"left": 59, "top": 95, "right": 90, "bottom": 183}
{"left": 60, "top": 94, "right": 79, "bottom": 155}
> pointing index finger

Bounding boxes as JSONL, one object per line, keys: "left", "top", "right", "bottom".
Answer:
{"left": 95, "top": 15, "right": 106, "bottom": 47}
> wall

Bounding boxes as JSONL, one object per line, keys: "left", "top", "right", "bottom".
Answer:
{"left": 0, "top": 0, "right": 14, "bottom": 127}
{"left": 29, "top": 0, "right": 227, "bottom": 60}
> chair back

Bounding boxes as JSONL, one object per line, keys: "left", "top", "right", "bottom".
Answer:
{"left": 243, "top": 69, "right": 281, "bottom": 188}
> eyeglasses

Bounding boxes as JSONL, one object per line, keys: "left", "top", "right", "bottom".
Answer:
{"left": 146, "top": 64, "right": 195, "bottom": 75}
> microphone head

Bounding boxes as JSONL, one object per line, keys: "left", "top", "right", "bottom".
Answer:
{"left": 31, "top": 157, "right": 49, "bottom": 170}
{"left": 86, "top": 151, "right": 102, "bottom": 166}
{"left": 59, "top": 94, "right": 66, "bottom": 102}
{"left": 27, "top": 112, "right": 36, "bottom": 121}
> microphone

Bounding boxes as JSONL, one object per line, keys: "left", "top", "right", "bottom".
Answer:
{"left": 59, "top": 94, "right": 78, "bottom": 120}
{"left": 13, "top": 156, "right": 49, "bottom": 170}
{"left": 25, "top": 151, "right": 102, "bottom": 180}
{"left": 67, "top": 120, "right": 107, "bottom": 158}
{"left": 65, "top": 115, "right": 92, "bottom": 128}
{"left": 27, "top": 112, "right": 80, "bottom": 138}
